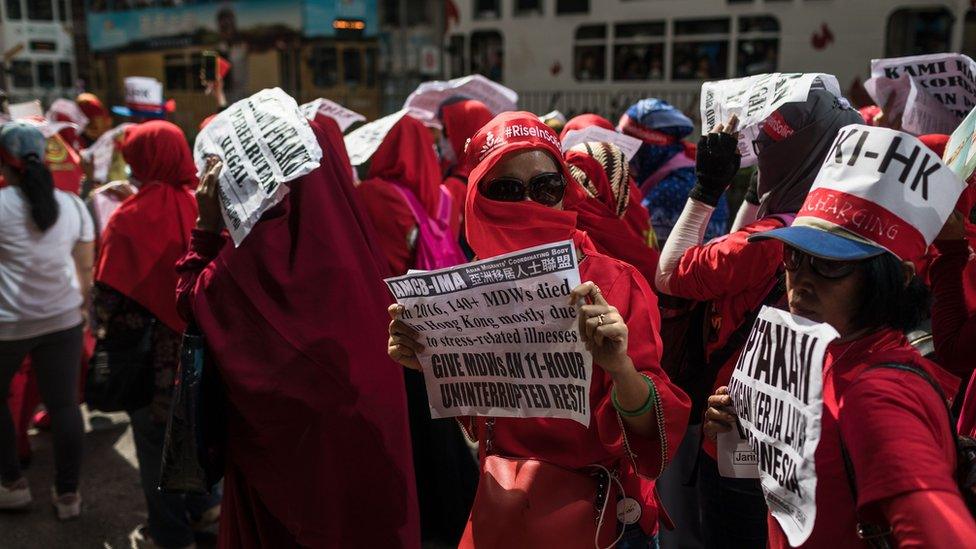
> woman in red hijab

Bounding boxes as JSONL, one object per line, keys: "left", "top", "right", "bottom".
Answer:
{"left": 565, "top": 141, "right": 659, "bottom": 284}
{"left": 91, "top": 120, "right": 221, "bottom": 548}
{"left": 175, "top": 117, "right": 419, "bottom": 548}
{"left": 438, "top": 97, "right": 493, "bottom": 254}
{"left": 356, "top": 114, "right": 462, "bottom": 274}
{"left": 387, "top": 112, "right": 690, "bottom": 547}
{"left": 559, "top": 113, "right": 615, "bottom": 140}
{"left": 356, "top": 113, "right": 477, "bottom": 545}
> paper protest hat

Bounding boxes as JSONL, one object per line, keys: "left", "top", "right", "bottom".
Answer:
{"left": 750, "top": 124, "right": 966, "bottom": 261}
{"left": 112, "top": 77, "right": 176, "bottom": 118}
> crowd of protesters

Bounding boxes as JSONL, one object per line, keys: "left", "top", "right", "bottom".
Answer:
{"left": 1, "top": 52, "right": 976, "bottom": 549}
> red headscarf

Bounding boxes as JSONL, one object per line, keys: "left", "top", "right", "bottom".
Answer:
{"left": 76, "top": 93, "right": 113, "bottom": 142}
{"left": 464, "top": 111, "right": 583, "bottom": 259}
{"left": 365, "top": 115, "right": 443, "bottom": 216}
{"left": 95, "top": 120, "right": 198, "bottom": 332}
{"left": 440, "top": 98, "right": 493, "bottom": 176}
{"left": 187, "top": 118, "right": 419, "bottom": 547}
{"left": 559, "top": 113, "right": 615, "bottom": 141}
{"left": 565, "top": 142, "right": 659, "bottom": 283}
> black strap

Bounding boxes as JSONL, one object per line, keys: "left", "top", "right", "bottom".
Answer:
{"left": 838, "top": 362, "right": 954, "bottom": 547}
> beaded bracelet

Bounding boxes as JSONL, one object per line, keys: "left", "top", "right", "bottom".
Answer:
{"left": 612, "top": 375, "right": 656, "bottom": 417}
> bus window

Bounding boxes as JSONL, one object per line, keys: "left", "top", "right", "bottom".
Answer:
{"left": 574, "top": 24, "right": 606, "bottom": 81}
{"left": 613, "top": 21, "right": 664, "bottom": 81}
{"left": 365, "top": 47, "right": 378, "bottom": 87}
{"left": 59, "top": 61, "right": 72, "bottom": 88}
{"left": 736, "top": 15, "right": 779, "bottom": 76}
{"left": 886, "top": 7, "right": 953, "bottom": 57}
{"left": 447, "top": 35, "right": 466, "bottom": 78}
{"left": 514, "top": 0, "right": 542, "bottom": 17}
{"left": 673, "top": 18, "right": 729, "bottom": 80}
{"left": 11, "top": 60, "right": 32, "bottom": 88}
{"left": 56, "top": 0, "right": 67, "bottom": 21}
{"left": 344, "top": 48, "right": 363, "bottom": 87}
{"left": 309, "top": 46, "right": 339, "bottom": 88}
{"left": 37, "top": 61, "right": 55, "bottom": 88}
{"left": 473, "top": 0, "right": 499, "bottom": 20}
{"left": 556, "top": 0, "right": 587, "bottom": 15}
{"left": 5, "top": 0, "right": 21, "bottom": 20}
{"left": 964, "top": 10, "right": 976, "bottom": 58}
{"left": 471, "top": 31, "right": 503, "bottom": 83}
{"left": 27, "top": 0, "right": 53, "bottom": 21}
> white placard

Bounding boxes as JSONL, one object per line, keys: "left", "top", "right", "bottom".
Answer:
{"left": 403, "top": 74, "right": 517, "bottom": 127}
{"left": 9, "top": 100, "right": 43, "bottom": 119}
{"left": 717, "top": 422, "right": 760, "bottom": 479}
{"left": 124, "top": 76, "right": 163, "bottom": 107}
{"left": 865, "top": 53, "right": 976, "bottom": 135}
{"left": 343, "top": 109, "right": 408, "bottom": 166}
{"left": 561, "top": 126, "right": 643, "bottom": 161}
{"left": 385, "top": 240, "right": 593, "bottom": 426}
{"left": 729, "top": 307, "right": 838, "bottom": 546}
{"left": 193, "top": 88, "right": 323, "bottom": 246}
{"left": 299, "top": 98, "right": 366, "bottom": 132}
{"left": 944, "top": 106, "right": 976, "bottom": 182}
{"left": 700, "top": 73, "right": 842, "bottom": 166}
{"left": 46, "top": 99, "right": 89, "bottom": 132}
{"left": 80, "top": 123, "right": 133, "bottom": 183}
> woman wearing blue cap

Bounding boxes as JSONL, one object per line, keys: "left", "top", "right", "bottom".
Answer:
{"left": 0, "top": 122, "right": 94, "bottom": 520}
{"left": 704, "top": 125, "right": 976, "bottom": 547}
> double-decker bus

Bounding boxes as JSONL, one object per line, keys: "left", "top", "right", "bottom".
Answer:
{"left": 444, "top": 0, "right": 976, "bottom": 120}
{"left": 85, "top": 0, "right": 381, "bottom": 132}
{"left": 0, "top": 0, "right": 78, "bottom": 104}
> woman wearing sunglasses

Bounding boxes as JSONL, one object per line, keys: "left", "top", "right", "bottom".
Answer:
{"left": 387, "top": 112, "right": 690, "bottom": 548}
{"left": 703, "top": 127, "right": 976, "bottom": 547}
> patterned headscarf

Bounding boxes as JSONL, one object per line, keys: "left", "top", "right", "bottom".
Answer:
{"left": 566, "top": 141, "right": 630, "bottom": 218}
{"left": 618, "top": 99, "right": 693, "bottom": 186}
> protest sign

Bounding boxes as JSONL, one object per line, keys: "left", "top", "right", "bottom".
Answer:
{"left": 384, "top": 240, "right": 593, "bottom": 426}
{"left": 943, "top": 106, "right": 976, "bottom": 182}
{"left": 560, "top": 126, "right": 643, "bottom": 161}
{"left": 728, "top": 306, "right": 839, "bottom": 546}
{"left": 46, "top": 99, "right": 89, "bottom": 133}
{"left": 193, "top": 87, "right": 323, "bottom": 246}
{"left": 9, "top": 100, "right": 43, "bottom": 120}
{"left": 717, "top": 421, "right": 760, "bottom": 479}
{"left": 343, "top": 109, "right": 408, "bottom": 166}
{"left": 80, "top": 123, "right": 132, "bottom": 183}
{"left": 403, "top": 74, "right": 518, "bottom": 127}
{"left": 700, "top": 73, "right": 842, "bottom": 166}
{"left": 865, "top": 53, "right": 976, "bottom": 135}
{"left": 299, "top": 98, "right": 366, "bottom": 132}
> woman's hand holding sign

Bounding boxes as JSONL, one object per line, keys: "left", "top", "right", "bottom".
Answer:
{"left": 388, "top": 304, "right": 424, "bottom": 371}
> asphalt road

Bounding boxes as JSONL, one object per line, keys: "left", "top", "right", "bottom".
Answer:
{"left": 0, "top": 408, "right": 149, "bottom": 549}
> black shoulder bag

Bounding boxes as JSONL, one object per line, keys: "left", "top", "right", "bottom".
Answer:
{"left": 839, "top": 362, "right": 976, "bottom": 548}
{"left": 85, "top": 318, "right": 156, "bottom": 413}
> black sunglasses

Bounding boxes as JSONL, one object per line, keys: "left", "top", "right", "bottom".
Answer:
{"left": 479, "top": 172, "right": 567, "bottom": 206}
{"left": 783, "top": 247, "right": 860, "bottom": 280}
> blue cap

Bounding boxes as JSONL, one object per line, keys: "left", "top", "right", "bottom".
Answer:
{"left": 111, "top": 105, "right": 166, "bottom": 119}
{"left": 748, "top": 225, "right": 888, "bottom": 261}
{"left": 0, "top": 121, "right": 47, "bottom": 165}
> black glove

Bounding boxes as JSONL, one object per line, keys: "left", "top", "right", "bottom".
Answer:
{"left": 691, "top": 132, "right": 741, "bottom": 206}
{"left": 744, "top": 170, "right": 760, "bottom": 206}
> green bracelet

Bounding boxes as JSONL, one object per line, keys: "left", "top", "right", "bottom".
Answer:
{"left": 612, "top": 375, "right": 656, "bottom": 417}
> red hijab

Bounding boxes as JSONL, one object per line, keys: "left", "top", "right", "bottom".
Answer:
{"left": 95, "top": 121, "right": 197, "bottom": 333}
{"left": 440, "top": 98, "right": 493, "bottom": 178}
{"left": 188, "top": 119, "right": 419, "bottom": 547}
{"left": 559, "top": 113, "right": 615, "bottom": 141}
{"left": 565, "top": 142, "right": 659, "bottom": 283}
{"left": 464, "top": 112, "right": 583, "bottom": 259}
{"left": 365, "top": 115, "right": 442, "bottom": 216}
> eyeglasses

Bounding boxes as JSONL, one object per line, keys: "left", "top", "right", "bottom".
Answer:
{"left": 479, "top": 172, "right": 567, "bottom": 206}
{"left": 783, "top": 247, "right": 860, "bottom": 280}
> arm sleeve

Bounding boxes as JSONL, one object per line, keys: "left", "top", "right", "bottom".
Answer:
{"left": 729, "top": 200, "right": 760, "bottom": 233}
{"left": 931, "top": 239, "right": 976, "bottom": 377}
{"left": 840, "top": 369, "right": 960, "bottom": 508}
{"left": 877, "top": 490, "right": 976, "bottom": 547}
{"left": 594, "top": 266, "right": 691, "bottom": 478}
{"left": 655, "top": 198, "right": 714, "bottom": 294}
{"left": 174, "top": 229, "right": 225, "bottom": 324}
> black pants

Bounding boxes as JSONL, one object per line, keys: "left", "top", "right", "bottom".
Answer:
{"left": 697, "top": 452, "right": 768, "bottom": 549}
{"left": 0, "top": 324, "right": 84, "bottom": 494}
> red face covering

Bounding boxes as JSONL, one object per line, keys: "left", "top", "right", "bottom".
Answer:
{"left": 559, "top": 113, "right": 614, "bottom": 141}
{"left": 95, "top": 120, "right": 198, "bottom": 332}
{"left": 440, "top": 99, "right": 494, "bottom": 175}
{"left": 365, "top": 115, "right": 443, "bottom": 216}
{"left": 464, "top": 111, "right": 585, "bottom": 259}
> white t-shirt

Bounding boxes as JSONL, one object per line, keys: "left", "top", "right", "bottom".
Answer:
{"left": 0, "top": 186, "right": 95, "bottom": 339}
